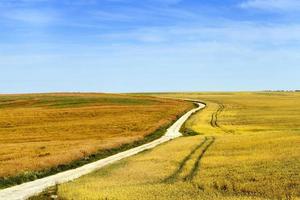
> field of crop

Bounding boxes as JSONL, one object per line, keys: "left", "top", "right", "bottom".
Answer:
{"left": 0, "top": 93, "right": 193, "bottom": 188}
{"left": 55, "top": 92, "right": 300, "bottom": 200}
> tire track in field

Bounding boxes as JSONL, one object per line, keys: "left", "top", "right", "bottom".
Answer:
{"left": 163, "top": 137, "right": 208, "bottom": 183}
{"left": 163, "top": 136, "right": 215, "bottom": 183}
{"left": 210, "top": 103, "right": 234, "bottom": 134}
{"left": 183, "top": 137, "right": 215, "bottom": 181}
{"left": 210, "top": 103, "right": 224, "bottom": 128}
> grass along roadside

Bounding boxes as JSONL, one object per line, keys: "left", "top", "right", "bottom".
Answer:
{"left": 31, "top": 135, "right": 218, "bottom": 200}
{"left": 0, "top": 118, "right": 174, "bottom": 189}
{"left": 55, "top": 133, "right": 299, "bottom": 200}
{"left": 0, "top": 94, "right": 192, "bottom": 188}
{"left": 180, "top": 101, "right": 206, "bottom": 136}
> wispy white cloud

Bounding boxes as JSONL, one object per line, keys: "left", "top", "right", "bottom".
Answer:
{"left": 1, "top": 8, "right": 57, "bottom": 24}
{"left": 89, "top": 5, "right": 199, "bottom": 23}
{"left": 97, "top": 22, "right": 300, "bottom": 46}
{"left": 240, "top": 0, "right": 300, "bottom": 11}
{"left": 0, "top": 0, "right": 59, "bottom": 25}
{"left": 102, "top": 0, "right": 184, "bottom": 5}
{"left": 150, "top": 0, "right": 183, "bottom": 5}
{"left": 0, "top": 0, "right": 196, "bottom": 26}
{"left": 0, "top": 0, "right": 48, "bottom": 7}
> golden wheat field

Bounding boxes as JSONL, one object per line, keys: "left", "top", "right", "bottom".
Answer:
{"left": 0, "top": 93, "right": 193, "bottom": 182}
{"left": 55, "top": 92, "right": 300, "bottom": 200}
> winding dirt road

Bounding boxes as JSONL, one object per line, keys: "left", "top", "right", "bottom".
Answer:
{"left": 0, "top": 102, "right": 205, "bottom": 200}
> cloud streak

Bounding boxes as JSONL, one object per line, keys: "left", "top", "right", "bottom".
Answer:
{"left": 240, "top": 0, "right": 300, "bottom": 11}
{"left": 1, "top": 8, "right": 57, "bottom": 24}
{"left": 96, "top": 22, "right": 300, "bottom": 47}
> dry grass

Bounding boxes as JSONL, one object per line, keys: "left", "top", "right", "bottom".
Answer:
{"left": 57, "top": 136, "right": 266, "bottom": 200}
{"left": 163, "top": 92, "right": 300, "bottom": 136}
{"left": 57, "top": 92, "right": 300, "bottom": 200}
{"left": 0, "top": 93, "right": 193, "bottom": 178}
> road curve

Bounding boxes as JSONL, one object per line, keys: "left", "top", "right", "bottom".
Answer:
{"left": 0, "top": 102, "right": 205, "bottom": 200}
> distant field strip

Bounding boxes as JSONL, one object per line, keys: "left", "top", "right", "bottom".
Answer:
{"left": 164, "top": 136, "right": 215, "bottom": 183}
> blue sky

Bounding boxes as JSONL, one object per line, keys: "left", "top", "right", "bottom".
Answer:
{"left": 0, "top": 0, "right": 300, "bottom": 93}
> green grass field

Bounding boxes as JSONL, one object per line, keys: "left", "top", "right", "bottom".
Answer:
{"left": 53, "top": 92, "right": 300, "bottom": 200}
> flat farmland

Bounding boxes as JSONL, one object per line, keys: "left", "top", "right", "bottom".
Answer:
{"left": 0, "top": 93, "right": 193, "bottom": 187}
{"left": 55, "top": 92, "right": 300, "bottom": 200}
